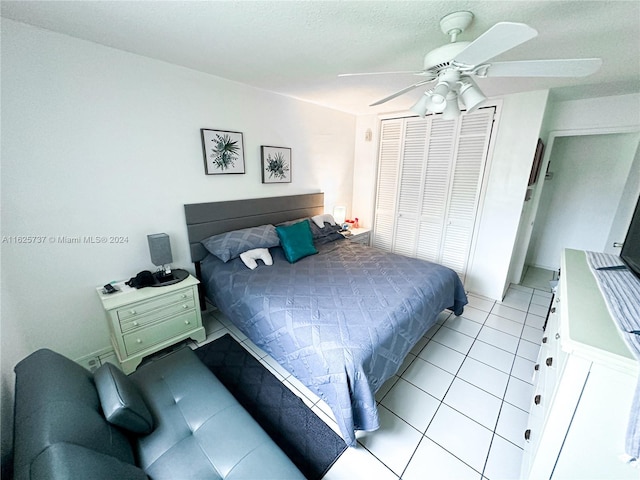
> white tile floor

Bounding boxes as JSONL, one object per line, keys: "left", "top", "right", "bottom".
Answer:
{"left": 191, "top": 280, "right": 554, "bottom": 480}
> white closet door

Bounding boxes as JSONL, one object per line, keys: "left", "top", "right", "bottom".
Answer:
{"left": 372, "top": 108, "right": 495, "bottom": 284}
{"left": 372, "top": 120, "right": 403, "bottom": 251}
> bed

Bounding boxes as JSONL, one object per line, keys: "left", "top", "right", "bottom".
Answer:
{"left": 184, "top": 193, "right": 467, "bottom": 446}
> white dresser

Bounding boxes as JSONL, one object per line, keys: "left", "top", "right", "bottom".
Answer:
{"left": 521, "top": 248, "right": 639, "bottom": 479}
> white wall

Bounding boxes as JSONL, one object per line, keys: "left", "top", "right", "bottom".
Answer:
{"left": 527, "top": 133, "right": 639, "bottom": 269}
{"left": 351, "top": 91, "right": 549, "bottom": 300}
{"left": 0, "top": 19, "right": 355, "bottom": 465}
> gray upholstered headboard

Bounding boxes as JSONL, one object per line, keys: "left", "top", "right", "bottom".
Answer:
{"left": 184, "top": 193, "right": 325, "bottom": 264}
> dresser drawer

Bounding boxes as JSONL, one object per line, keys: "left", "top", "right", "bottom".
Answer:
{"left": 119, "top": 299, "right": 196, "bottom": 332}
{"left": 117, "top": 289, "right": 195, "bottom": 322}
{"left": 123, "top": 310, "right": 198, "bottom": 355}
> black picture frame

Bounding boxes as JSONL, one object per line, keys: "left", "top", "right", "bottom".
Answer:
{"left": 261, "top": 146, "right": 292, "bottom": 184}
{"left": 201, "top": 129, "right": 245, "bottom": 175}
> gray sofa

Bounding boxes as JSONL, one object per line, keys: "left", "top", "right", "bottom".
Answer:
{"left": 12, "top": 346, "right": 304, "bottom": 480}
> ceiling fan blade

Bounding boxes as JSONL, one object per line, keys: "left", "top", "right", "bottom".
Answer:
{"left": 483, "top": 58, "right": 603, "bottom": 77}
{"left": 453, "top": 22, "right": 538, "bottom": 66}
{"left": 338, "top": 70, "right": 431, "bottom": 77}
{"left": 370, "top": 79, "right": 435, "bottom": 106}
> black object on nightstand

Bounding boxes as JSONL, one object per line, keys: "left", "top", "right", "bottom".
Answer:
{"left": 152, "top": 268, "right": 189, "bottom": 287}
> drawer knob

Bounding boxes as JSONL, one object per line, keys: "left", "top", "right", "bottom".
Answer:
{"left": 184, "top": 320, "right": 190, "bottom": 325}
{"left": 181, "top": 294, "right": 187, "bottom": 299}
{"left": 182, "top": 304, "right": 189, "bottom": 309}
{"left": 534, "top": 364, "right": 540, "bottom": 371}
{"left": 555, "top": 333, "right": 560, "bottom": 340}
{"left": 546, "top": 357, "right": 553, "bottom": 367}
{"left": 542, "top": 337, "right": 548, "bottom": 344}
{"left": 133, "top": 321, "right": 139, "bottom": 327}
{"left": 534, "top": 394, "right": 541, "bottom": 405}
{"left": 524, "top": 429, "right": 531, "bottom": 441}
{"left": 129, "top": 310, "right": 137, "bottom": 315}
{"left": 551, "top": 307, "right": 556, "bottom": 313}
{"left": 136, "top": 339, "right": 142, "bottom": 344}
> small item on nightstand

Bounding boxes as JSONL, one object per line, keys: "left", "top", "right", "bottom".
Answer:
{"left": 354, "top": 217, "right": 359, "bottom": 228}
{"left": 102, "top": 283, "right": 119, "bottom": 294}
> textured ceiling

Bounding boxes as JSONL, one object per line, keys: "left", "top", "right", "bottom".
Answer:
{"left": 2, "top": 1, "right": 639, "bottom": 115}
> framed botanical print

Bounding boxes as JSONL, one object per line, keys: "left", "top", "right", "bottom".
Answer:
{"left": 261, "top": 146, "right": 291, "bottom": 184}
{"left": 201, "top": 129, "right": 245, "bottom": 175}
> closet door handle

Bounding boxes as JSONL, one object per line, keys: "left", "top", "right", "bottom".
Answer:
{"left": 534, "top": 364, "right": 540, "bottom": 371}
{"left": 546, "top": 357, "right": 553, "bottom": 367}
{"left": 534, "top": 394, "right": 541, "bottom": 405}
{"left": 524, "top": 429, "right": 531, "bottom": 441}
{"left": 542, "top": 337, "right": 548, "bottom": 344}
{"left": 551, "top": 307, "right": 556, "bottom": 313}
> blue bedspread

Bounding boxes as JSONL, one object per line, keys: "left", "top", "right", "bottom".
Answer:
{"left": 201, "top": 239, "right": 467, "bottom": 445}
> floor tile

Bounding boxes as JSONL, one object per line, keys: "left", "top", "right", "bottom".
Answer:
{"left": 402, "top": 357, "right": 455, "bottom": 400}
{"left": 527, "top": 303, "right": 549, "bottom": 318}
{"left": 466, "top": 294, "right": 496, "bottom": 313}
{"left": 516, "top": 339, "right": 540, "bottom": 362}
{"left": 484, "top": 434, "right": 524, "bottom": 480}
{"left": 468, "top": 340, "right": 516, "bottom": 374}
{"left": 477, "top": 326, "right": 520, "bottom": 354}
{"left": 491, "top": 303, "right": 527, "bottom": 324}
{"left": 504, "top": 377, "right": 534, "bottom": 412}
{"left": 521, "top": 324, "right": 544, "bottom": 344}
{"left": 426, "top": 404, "right": 493, "bottom": 473}
{"left": 381, "top": 377, "right": 440, "bottom": 432}
{"left": 410, "top": 336, "right": 429, "bottom": 355}
{"left": 457, "top": 357, "right": 510, "bottom": 398}
{"left": 444, "top": 315, "right": 483, "bottom": 338}
{"left": 431, "top": 326, "right": 475, "bottom": 354}
{"left": 524, "top": 313, "right": 546, "bottom": 329}
{"left": 484, "top": 314, "right": 524, "bottom": 338}
{"left": 418, "top": 341, "right": 466, "bottom": 375}
{"left": 459, "top": 305, "right": 490, "bottom": 324}
{"left": 509, "top": 284, "right": 534, "bottom": 295}
{"left": 499, "top": 289, "right": 532, "bottom": 312}
{"left": 376, "top": 375, "right": 400, "bottom": 403}
{"left": 324, "top": 443, "right": 398, "bottom": 480}
{"left": 443, "top": 378, "right": 502, "bottom": 430}
{"left": 531, "top": 293, "right": 552, "bottom": 307}
{"left": 511, "top": 356, "right": 535, "bottom": 384}
{"left": 357, "top": 406, "right": 423, "bottom": 477}
{"left": 495, "top": 402, "right": 529, "bottom": 449}
{"left": 402, "top": 437, "right": 482, "bottom": 480}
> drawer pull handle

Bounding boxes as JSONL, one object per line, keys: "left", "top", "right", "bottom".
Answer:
{"left": 524, "top": 429, "right": 531, "bottom": 441}
{"left": 136, "top": 339, "right": 142, "bottom": 344}
{"left": 542, "top": 337, "right": 548, "bottom": 344}
{"left": 534, "top": 394, "right": 541, "bottom": 405}
{"left": 555, "top": 333, "right": 560, "bottom": 340}
{"left": 534, "top": 364, "right": 540, "bottom": 371}
{"left": 546, "top": 357, "right": 553, "bottom": 367}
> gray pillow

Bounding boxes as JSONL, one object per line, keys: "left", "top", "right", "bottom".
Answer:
{"left": 202, "top": 224, "right": 280, "bottom": 262}
{"left": 94, "top": 363, "right": 154, "bottom": 434}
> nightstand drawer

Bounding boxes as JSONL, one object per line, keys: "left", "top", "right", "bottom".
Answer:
{"left": 350, "top": 232, "right": 370, "bottom": 245}
{"left": 119, "top": 299, "right": 196, "bottom": 332}
{"left": 117, "top": 289, "right": 195, "bottom": 322}
{"left": 123, "top": 310, "right": 198, "bottom": 355}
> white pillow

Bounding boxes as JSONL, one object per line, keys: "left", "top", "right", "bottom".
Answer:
{"left": 311, "top": 214, "right": 336, "bottom": 228}
{"left": 239, "top": 248, "right": 273, "bottom": 270}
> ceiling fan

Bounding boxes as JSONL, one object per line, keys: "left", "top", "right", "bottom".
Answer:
{"left": 339, "top": 11, "right": 602, "bottom": 118}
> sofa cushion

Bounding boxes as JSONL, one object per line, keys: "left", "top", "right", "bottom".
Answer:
{"left": 94, "top": 363, "right": 154, "bottom": 434}
{"left": 130, "top": 347, "right": 304, "bottom": 479}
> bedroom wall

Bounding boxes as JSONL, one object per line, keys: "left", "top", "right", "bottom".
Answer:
{"left": 0, "top": 18, "right": 355, "bottom": 467}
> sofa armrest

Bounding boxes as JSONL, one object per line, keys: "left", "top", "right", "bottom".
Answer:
{"left": 30, "top": 443, "right": 147, "bottom": 480}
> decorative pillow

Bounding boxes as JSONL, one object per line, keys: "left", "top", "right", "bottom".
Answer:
{"left": 275, "top": 220, "right": 318, "bottom": 263}
{"left": 310, "top": 221, "right": 344, "bottom": 245}
{"left": 202, "top": 224, "right": 279, "bottom": 262}
{"left": 311, "top": 214, "right": 336, "bottom": 228}
{"left": 94, "top": 363, "right": 154, "bottom": 434}
{"left": 239, "top": 248, "right": 273, "bottom": 270}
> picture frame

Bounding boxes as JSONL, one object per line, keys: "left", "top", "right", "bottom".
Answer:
{"left": 261, "top": 146, "right": 292, "bottom": 184}
{"left": 201, "top": 129, "right": 245, "bottom": 175}
{"left": 528, "top": 138, "right": 545, "bottom": 186}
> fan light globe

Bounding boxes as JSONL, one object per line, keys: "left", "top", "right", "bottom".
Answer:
{"left": 442, "top": 93, "right": 461, "bottom": 120}
{"left": 459, "top": 79, "right": 487, "bottom": 113}
{"left": 410, "top": 94, "right": 430, "bottom": 118}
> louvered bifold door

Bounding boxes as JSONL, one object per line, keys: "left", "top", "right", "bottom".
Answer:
{"left": 372, "top": 119, "right": 403, "bottom": 251}
{"left": 439, "top": 108, "right": 495, "bottom": 281}
{"left": 393, "top": 117, "right": 429, "bottom": 257}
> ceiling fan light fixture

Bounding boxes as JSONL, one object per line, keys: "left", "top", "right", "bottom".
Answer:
{"left": 458, "top": 78, "right": 486, "bottom": 113}
{"left": 442, "top": 92, "right": 461, "bottom": 120}
{"left": 410, "top": 93, "right": 430, "bottom": 118}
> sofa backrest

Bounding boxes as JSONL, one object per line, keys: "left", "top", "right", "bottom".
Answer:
{"left": 13, "top": 349, "right": 141, "bottom": 480}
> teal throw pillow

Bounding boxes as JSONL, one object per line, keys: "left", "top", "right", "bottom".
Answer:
{"left": 276, "top": 219, "right": 318, "bottom": 263}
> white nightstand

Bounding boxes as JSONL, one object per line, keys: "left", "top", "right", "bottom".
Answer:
{"left": 340, "top": 227, "right": 371, "bottom": 245}
{"left": 97, "top": 274, "right": 206, "bottom": 374}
